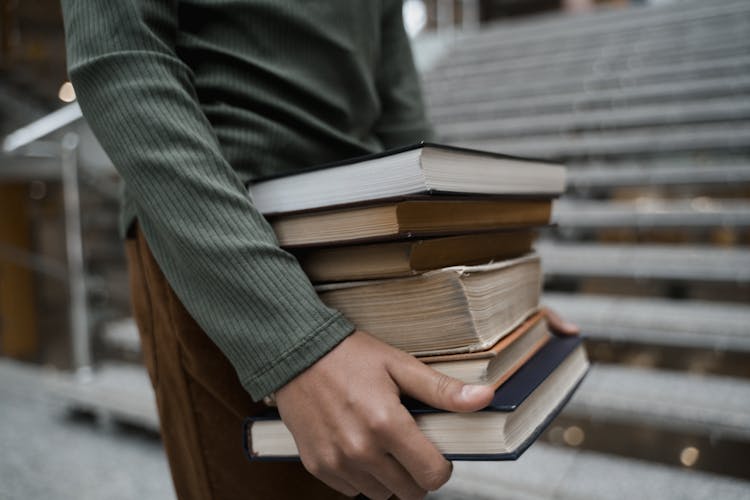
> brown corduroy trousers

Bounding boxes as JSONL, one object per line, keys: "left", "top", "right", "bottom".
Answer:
{"left": 125, "top": 226, "right": 349, "bottom": 500}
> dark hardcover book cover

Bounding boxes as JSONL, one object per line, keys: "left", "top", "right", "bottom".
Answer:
{"left": 406, "top": 336, "right": 582, "bottom": 413}
{"left": 243, "top": 336, "right": 586, "bottom": 462}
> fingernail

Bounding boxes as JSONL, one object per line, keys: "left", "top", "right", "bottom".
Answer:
{"left": 461, "top": 385, "right": 486, "bottom": 400}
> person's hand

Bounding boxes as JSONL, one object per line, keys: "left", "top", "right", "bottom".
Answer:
{"left": 275, "top": 330, "right": 494, "bottom": 500}
{"left": 543, "top": 307, "right": 580, "bottom": 336}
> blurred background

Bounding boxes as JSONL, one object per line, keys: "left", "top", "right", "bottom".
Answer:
{"left": 1, "top": 0, "right": 749, "bottom": 498}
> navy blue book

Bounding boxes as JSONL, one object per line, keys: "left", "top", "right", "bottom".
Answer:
{"left": 244, "top": 336, "right": 588, "bottom": 461}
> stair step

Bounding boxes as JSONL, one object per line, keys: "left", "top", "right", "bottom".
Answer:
{"left": 429, "top": 75, "right": 750, "bottom": 123}
{"left": 444, "top": 0, "right": 749, "bottom": 59}
{"left": 439, "top": 98, "right": 750, "bottom": 140}
{"left": 568, "top": 364, "right": 750, "bottom": 441}
{"left": 537, "top": 242, "right": 750, "bottom": 283}
{"left": 47, "top": 362, "right": 158, "bottom": 431}
{"left": 442, "top": 19, "right": 749, "bottom": 73}
{"left": 565, "top": 163, "right": 750, "bottom": 190}
{"left": 426, "top": 55, "right": 750, "bottom": 105}
{"left": 543, "top": 292, "right": 750, "bottom": 352}
{"left": 552, "top": 199, "right": 750, "bottom": 229}
{"left": 430, "top": 38, "right": 750, "bottom": 86}
{"left": 460, "top": 121, "right": 750, "bottom": 160}
{"left": 101, "top": 318, "right": 141, "bottom": 354}
{"left": 436, "top": 442, "right": 750, "bottom": 500}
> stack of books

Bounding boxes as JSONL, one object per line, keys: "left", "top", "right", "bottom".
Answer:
{"left": 244, "top": 143, "right": 589, "bottom": 460}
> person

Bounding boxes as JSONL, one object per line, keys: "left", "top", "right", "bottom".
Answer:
{"left": 61, "top": 1, "right": 579, "bottom": 499}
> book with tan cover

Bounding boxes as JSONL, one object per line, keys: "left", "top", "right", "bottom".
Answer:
{"left": 297, "top": 230, "right": 535, "bottom": 282}
{"left": 271, "top": 198, "right": 552, "bottom": 247}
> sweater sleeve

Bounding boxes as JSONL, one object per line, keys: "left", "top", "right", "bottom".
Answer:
{"left": 60, "top": 0, "right": 355, "bottom": 400}
{"left": 373, "top": 0, "right": 436, "bottom": 148}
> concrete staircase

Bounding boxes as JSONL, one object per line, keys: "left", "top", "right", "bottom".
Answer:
{"left": 425, "top": 0, "right": 750, "bottom": 495}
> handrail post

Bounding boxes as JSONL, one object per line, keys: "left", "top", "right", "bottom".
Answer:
{"left": 61, "top": 132, "right": 91, "bottom": 380}
{"left": 436, "top": 0, "right": 455, "bottom": 35}
{"left": 462, "top": 0, "right": 480, "bottom": 32}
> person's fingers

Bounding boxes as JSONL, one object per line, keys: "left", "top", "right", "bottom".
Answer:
{"left": 301, "top": 440, "right": 393, "bottom": 500}
{"left": 383, "top": 352, "right": 489, "bottom": 491}
{"left": 369, "top": 453, "right": 428, "bottom": 500}
{"left": 305, "top": 455, "right": 392, "bottom": 499}
{"left": 300, "top": 450, "right": 361, "bottom": 497}
{"left": 377, "top": 405, "right": 453, "bottom": 492}
{"left": 387, "top": 352, "right": 494, "bottom": 413}
{"left": 543, "top": 307, "right": 580, "bottom": 336}
{"left": 311, "top": 470, "right": 360, "bottom": 498}
{"left": 340, "top": 468, "right": 392, "bottom": 500}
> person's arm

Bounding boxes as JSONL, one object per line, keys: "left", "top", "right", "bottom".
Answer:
{"left": 61, "top": 0, "right": 354, "bottom": 400}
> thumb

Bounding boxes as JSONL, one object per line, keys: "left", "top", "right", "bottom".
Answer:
{"left": 387, "top": 353, "right": 494, "bottom": 412}
{"left": 543, "top": 307, "right": 580, "bottom": 337}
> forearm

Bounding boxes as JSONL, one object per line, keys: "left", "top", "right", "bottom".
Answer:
{"left": 62, "top": 0, "right": 354, "bottom": 400}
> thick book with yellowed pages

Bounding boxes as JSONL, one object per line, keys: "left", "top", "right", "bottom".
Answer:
{"left": 316, "top": 254, "right": 542, "bottom": 356}
{"left": 271, "top": 198, "right": 552, "bottom": 247}
{"left": 296, "top": 230, "right": 535, "bottom": 283}
{"left": 420, "top": 311, "right": 551, "bottom": 388}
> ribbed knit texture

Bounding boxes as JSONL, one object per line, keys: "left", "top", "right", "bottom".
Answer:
{"left": 60, "top": 0, "right": 433, "bottom": 400}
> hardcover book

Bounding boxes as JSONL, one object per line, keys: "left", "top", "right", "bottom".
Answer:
{"left": 249, "top": 143, "right": 565, "bottom": 215}
{"left": 316, "top": 254, "right": 543, "bottom": 356}
{"left": 245, "top": 336, "right": 589, "bottom": 461}
{"left": 296, "top": 230, "right": 535, "bottom": 283}
{"left": 271, "top": 197, "right": 552, "bottom": 247}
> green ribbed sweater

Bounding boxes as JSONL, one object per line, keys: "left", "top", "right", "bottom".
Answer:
{"left": 60, "top": 0, "right": 432, "bottom": 400}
